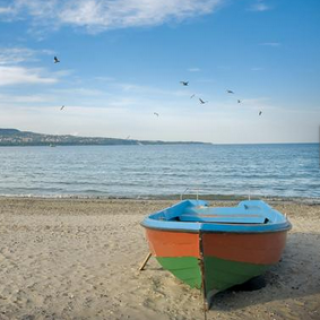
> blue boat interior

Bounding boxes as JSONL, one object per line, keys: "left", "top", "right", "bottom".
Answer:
{"left": 142, "top": 199, "right": 292, "bottom": 233}
{"left": 179, "top": 202, "right": 269, "bottom": 224}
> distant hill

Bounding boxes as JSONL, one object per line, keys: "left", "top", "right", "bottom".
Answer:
{"left": 0, "top": 129, "right": 211, "bottom": 147}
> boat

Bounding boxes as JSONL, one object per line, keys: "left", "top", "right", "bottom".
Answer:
{"left": 141, "top": 199, "right": 292, "bottom": 306}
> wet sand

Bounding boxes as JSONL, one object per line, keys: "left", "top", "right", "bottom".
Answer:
{"left": 0, "top": 198, "right": 319, "bottom": 320}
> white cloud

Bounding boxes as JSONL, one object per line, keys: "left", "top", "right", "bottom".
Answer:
{"left": 0, "top": 66, "right": 57, "bottom": 86}
{"left": 13, "top": 0, "right": 59, "bottom": 18}
{"left": 0, "top": 7, "right": 13, "bottom": 14}
{"left": 188, "top": 67, "right": 200, "bottom": 72}
{"left": 2, "top": 0, "right": 225, "bottom": 32}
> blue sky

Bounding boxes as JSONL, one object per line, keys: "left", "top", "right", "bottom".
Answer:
{"left": 0, "top": 0, "right": 319, "bottom": 143}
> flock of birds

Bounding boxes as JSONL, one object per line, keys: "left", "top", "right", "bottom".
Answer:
{"left": 179, "top": 80, "right": 262, "bottom": 116}
{"left": 53, "top": 56, "right": 262, "bottom": 118}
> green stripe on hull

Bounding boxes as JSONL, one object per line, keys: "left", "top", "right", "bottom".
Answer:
{"left": 204, "top": 256, "right": 271, "bottom": 293}
{"left": 155, "top": 256, "right": 272, "bottom": 296}
{"left": 156, "top": 257, "right": 202, "bottom": 289}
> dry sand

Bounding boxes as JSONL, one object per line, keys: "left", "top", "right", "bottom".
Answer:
{"left": 0, "top": 198, "right": 319, "bottom": 320}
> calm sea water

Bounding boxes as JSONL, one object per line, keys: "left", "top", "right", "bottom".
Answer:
{"left": 0, "top": 144, "right": 319, "bottom": 199}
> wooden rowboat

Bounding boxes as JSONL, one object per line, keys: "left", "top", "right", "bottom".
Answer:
{"left": 141, "top": 199, "right": 292, "bottom": 306}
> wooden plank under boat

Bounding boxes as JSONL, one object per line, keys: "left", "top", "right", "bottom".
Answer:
{"left": 141, "top": 199, "right": 292, "bottom": 305}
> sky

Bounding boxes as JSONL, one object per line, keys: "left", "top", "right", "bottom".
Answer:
{"left": 0, "top": 0, "right": 319, "bottom": 143}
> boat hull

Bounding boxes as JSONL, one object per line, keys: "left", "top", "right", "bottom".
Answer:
{"left": 146, "top": 228, "right": 201, "bottom": 288}
{"left": 145, "top": 228, "right": 287, "bottom": 295}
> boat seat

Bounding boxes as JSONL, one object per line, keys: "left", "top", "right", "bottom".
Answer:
{"left": 178, "top": 214, "right": 267, "bottom": 224}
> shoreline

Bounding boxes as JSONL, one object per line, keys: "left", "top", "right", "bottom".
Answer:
{"left": 1, "top": 194, "right": 320, "bottom": 205}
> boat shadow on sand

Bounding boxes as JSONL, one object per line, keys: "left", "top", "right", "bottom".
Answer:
{"left": 209, "top": 232, "right": 320, "bottom": 311}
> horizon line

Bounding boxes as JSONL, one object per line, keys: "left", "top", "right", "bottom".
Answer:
{"left": 0, "top": 128, "right": 318, "bottom": 145}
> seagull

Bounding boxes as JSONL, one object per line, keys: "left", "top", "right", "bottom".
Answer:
{"left": 154, "top": 112, "right": 159, "bottom": 117}
{"left": 180, "top": 81, "right": 189, "bottom": 86}
{"left": 199, "top": 98, "right": 208, "bottom": 104}
{"left": 190, "top": 94, "right": 196, "bottom": 99}
{"left": 259, "top": 111, "right": 262, "bottom": 116}
{"left": 126, "top": 135, "right": 131, "bottom": 139}
{"left": 237, "top": 99, "right": 241, "bottom": 103}
{"left": 227, "top": 90, "right": 234, "bottom": 94}
{"left": 54, "top": 56, "right": 60, "bottom": 63}
{"left": 60, "top": 105, "right": 65, "bottom": 111}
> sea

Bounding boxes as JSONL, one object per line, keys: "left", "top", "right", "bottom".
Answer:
{"left": 0, "top": 143, "right": 319, "bottom": 199}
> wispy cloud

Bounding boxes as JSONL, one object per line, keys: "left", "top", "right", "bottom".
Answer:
{"left": 95, "top": 76, "right": 115, "bottom": 82}
{"left": 0, "top": 47, "right": 36, "bottom": 65}
{"left": 0, "top": 66, "right": 57, "bottom": 86}
{"left": 188, "top": 67, "right": 200, "bottom": 72}
{"left": 0, "top": 93, "right": 53, "bottom": 103}
{"left": 249, "top": 1, "right": 270, "bottom": 12}
{"left": 116, "top": 81, "right": 190, "bottom": 98}
{"left": 0, "top": 6, "right": 13, "bottom": 14}
{"left": 0, "top": 47, "right": 55, "bottom": 65}
{"left": 51, "top": 87, "right": 104, "bottom": 96}
{"left": 239, "top": 97, "right": 271, "bottom": 110}
{"left": 0, "top": 46, "right": 59, "bottom": 86}
{"left": 1, "top": 0, "right": 225, "bottom": 32}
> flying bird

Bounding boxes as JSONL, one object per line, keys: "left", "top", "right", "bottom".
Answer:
{"left": 126, "top": 135, "right": 131, "bottom": 139}
{"left": 190, "top": 94, "right": 196, "bottom": 99}
{"left": 180, "top": 81, "right": 189, "bottom": 86}
{"left": 237, "top": 99, "right": 241, "bottom": 103}
{"left": 54, "top": 56, "right": 60, "bottom": 63}
{"left": 259, "top": 111, "right": 262, "bottom": 116}
{"left": 154, "top": 112, "right": 159, "bottom": 117}
{"left": 199, "top": 98, "right": 208, "bottom": 104}
{"left": 227, "top": 90, "right": 234, "bottom": 94}
{"left": 60, "top": 105, "right": 65, "bottom": 111}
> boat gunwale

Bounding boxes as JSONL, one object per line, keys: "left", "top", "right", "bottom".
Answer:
{"left": 141, "top": 223, "right": 292, "bottom": 234}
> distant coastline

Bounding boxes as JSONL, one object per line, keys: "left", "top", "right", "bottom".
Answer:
{"left": 0, "top": 128, "right": 317, "bottom": 147}
{"left": 0, "top": 128, "right": 211, "bottom": 147}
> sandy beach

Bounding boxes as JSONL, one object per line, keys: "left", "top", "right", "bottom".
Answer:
{"left": 0, "top": 198, "right": 319, "bottom": 320}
